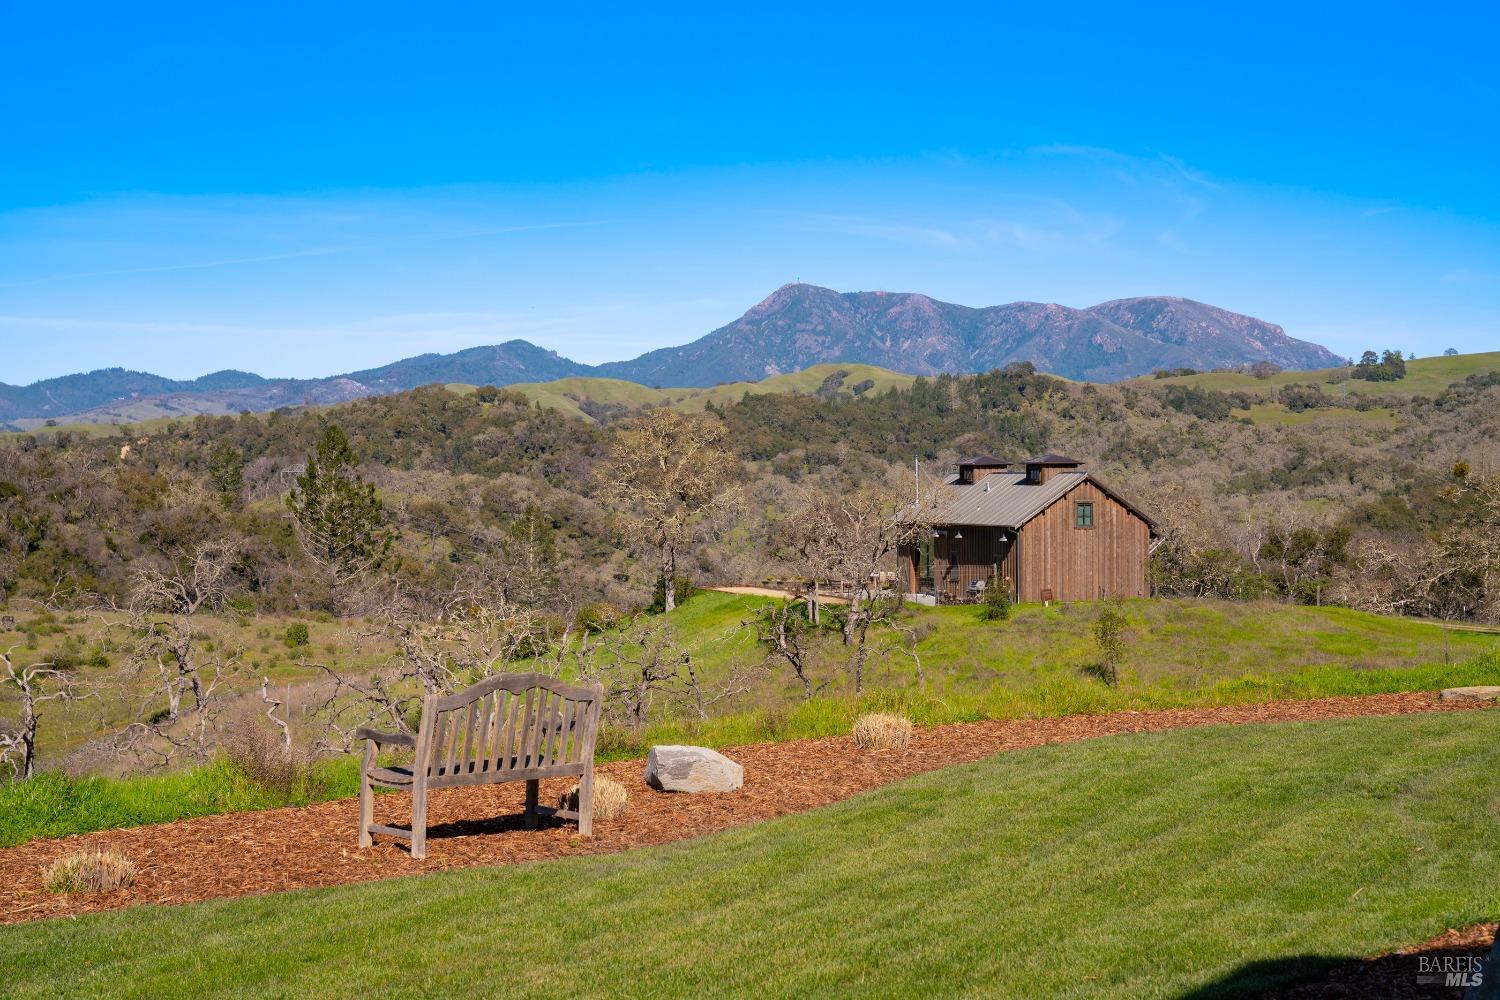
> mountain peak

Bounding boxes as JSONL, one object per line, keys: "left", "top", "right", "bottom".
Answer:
{"left": 596, "top": 287, "right": 1340, "bottom": 386}
{"left": 1, "top": 285, "right": 1343, "bottom": 425}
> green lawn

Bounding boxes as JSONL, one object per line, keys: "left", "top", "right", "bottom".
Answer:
{"left": 5, "top": 709, "right": 1498, "bottom": 998}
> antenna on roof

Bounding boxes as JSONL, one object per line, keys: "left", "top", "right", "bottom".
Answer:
{"left": 914, "top": 455, "right": 920, "bottom": 505}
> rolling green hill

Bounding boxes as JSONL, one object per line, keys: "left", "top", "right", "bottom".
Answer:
{"left": 1136, "top": 349, "right": 1500, "bottom": 399}
{"left": 456, "top": 363, "right": 919, "bottom": 422}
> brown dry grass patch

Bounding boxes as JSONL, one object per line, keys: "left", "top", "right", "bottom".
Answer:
{"left": 558, "top": 776, "right": 630, "bottom": 821}
{"left": 44, "top": 848, "right": 135, "bottom": 893}
{"left": 852, "top": 712, "right": 913, "bottom": 750}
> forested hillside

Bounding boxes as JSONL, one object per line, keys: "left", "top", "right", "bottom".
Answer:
{"left": 4, "top": 359, "right": 1499, "bottom": 623}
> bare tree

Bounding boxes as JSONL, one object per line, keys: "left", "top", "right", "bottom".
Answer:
{"left": 115, "top": 539, "right": 244, "bottom": 766}
{"left": 574, "top": 616, "right": 695, "bottom": 730}
{"left": 309, "top": 585, "right": 549, "bottom": 752}
{"left": 571, "top": 615, "right": 754, "bottom": 730}
{"left": 0, "top": 646, "right": 86, "bottom": 779}
{"left": 597, "top": 408, "right": 740, "bottom": 612}
{"left": 747, "top": 599, "right": 832, "bottom": 699}
{"left": 778, "top": 481, "right": 937, "bottom": 694}
{"left": 260, "top": 677, "right": 292, "bottom": 751}
{"left": 1339, "top": 472, "right": 1500, "bottom": 622}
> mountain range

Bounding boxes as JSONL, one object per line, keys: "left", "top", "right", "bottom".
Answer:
{"left": 1, "top": 284, "right": 1342, "bottom": 427}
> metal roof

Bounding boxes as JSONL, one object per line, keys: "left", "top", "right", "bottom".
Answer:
{"left": 925, "top": 471, "right": 1088, "bottom": 528}
{"left": 957, "top": 454, "right": 1010, "bottom": 466}
{"left": 1024, "top": 453, "right": 1083, "bottom": 466}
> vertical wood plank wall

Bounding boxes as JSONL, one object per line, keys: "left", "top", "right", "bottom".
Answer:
{"left": 1015, "top": 482, "right": 1149, "bottom": 602}
{"left": 899, "top": 482, "right": 1150, "bottom": 602}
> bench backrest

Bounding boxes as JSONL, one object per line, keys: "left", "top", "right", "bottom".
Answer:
{"left": 415, "top": 672, "right": 603, "bottom": 784}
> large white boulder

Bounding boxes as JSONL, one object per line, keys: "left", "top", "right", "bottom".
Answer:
{"left": 1440, "top": 686, "right": 1500, "bottom": 702}
{"left": 644, "top": 745, "right": 743, "bottom": 793}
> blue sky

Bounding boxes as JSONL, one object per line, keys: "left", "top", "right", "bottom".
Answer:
{"left": 2, "top": 2, "right": 1497, "bottom": 384}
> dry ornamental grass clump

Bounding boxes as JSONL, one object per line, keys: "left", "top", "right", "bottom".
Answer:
{"left": 852, "top": 713, "right": 914, "bottom": 750}
{"left": 558, "top": 776, "right": 630, "bottom": 821}
{"left": 45, "top": 848, "right": 136, "bottom": 893}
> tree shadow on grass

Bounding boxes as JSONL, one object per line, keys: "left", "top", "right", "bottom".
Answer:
{"left": 1077, "top": 662, "right": 1117, "bottom": 687}
{"left": 1180, "top": 942, "right": 1487, "bottom": 998}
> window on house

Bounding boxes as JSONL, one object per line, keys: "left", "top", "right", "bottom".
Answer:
{"left": 1074, "top": 501, "right": 1094, "bottom": 528}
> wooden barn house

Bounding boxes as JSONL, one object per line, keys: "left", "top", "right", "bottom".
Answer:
{"left": 900, "top": 454, "right": 1158, "bottom": 604}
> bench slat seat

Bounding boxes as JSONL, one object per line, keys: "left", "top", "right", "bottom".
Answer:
{"left": 357, "top": 672, "right": 604, "bottom": 859}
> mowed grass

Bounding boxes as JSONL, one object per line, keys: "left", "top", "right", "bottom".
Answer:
{"left": 4, "top": 709, "right": 1499, "bottom": 998}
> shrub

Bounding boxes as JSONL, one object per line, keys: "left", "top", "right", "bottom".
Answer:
{"left": 221, "top": 720, "right": 324, "bottom": 802}
{"left": 979, "top": 582, "right": 1012, "bottom": 621}
{"left": 282, "top": 622, "right": 310, "bottom": 648}
{"left": 44, "top": 848, "right": 135, "bottom": 893}
{"left": 557, "top": 776, "right": 630, "bottom": 822}
{"left": 649, "top": 575, "right": 696, "bottom": 614}
{"left": 577, "top": 602, "right": 622, "bottom": 633}
{"left": 1092, "top": 604, "right": 1129, "bottom": 688}
{"left": 852, "top": 713, "right": 914, "bottom": 750}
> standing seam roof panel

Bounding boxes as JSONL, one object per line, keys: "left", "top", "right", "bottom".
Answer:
{"left": 924, "top": 472, "right": 1088, "bottom": 528}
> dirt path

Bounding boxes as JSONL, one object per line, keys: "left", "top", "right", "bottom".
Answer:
{"left": 708, "top": 586, "right": 849, "bottom": 604}
{"left": 0, "top": 691, "right": 1488, "bottom": 927}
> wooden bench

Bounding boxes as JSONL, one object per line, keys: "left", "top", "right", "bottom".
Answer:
{"left": 356, "top": 672, "right": 604, "bottom": 859}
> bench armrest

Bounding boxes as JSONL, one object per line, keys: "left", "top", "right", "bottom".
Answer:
{"left": 354, "top": 727, "right": 416, "bottom": 748}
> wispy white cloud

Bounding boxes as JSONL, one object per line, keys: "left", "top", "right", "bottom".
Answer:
{"left": 1441, "top": 267, "right": 1497, "bottom": 283}
{"left": 1158, "top": 153, "right": 1222, "bottom": 191}
{"left": 0, "top": 220, "right": 610, "bottom": 289}
{"left": 791, "top": 214, "right": 969, "bottom": 248}
{"left": 0, "top": 246, "right": 355, "bottom": 289}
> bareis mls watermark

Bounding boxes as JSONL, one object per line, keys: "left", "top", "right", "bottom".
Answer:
{"left": 1414, "top": 955, "right": 1484, "bottom": 989}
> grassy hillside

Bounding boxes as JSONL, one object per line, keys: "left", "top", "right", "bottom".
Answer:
{"left": 1137, "top": 349, "right": 1500, "bottom": 399}
{"left": 5, "top": 709, "right": 1498, "bottom": 997}
{"left": 9, "top": 593, "right": 1497, "bottom": 766}
{"left": 462, "top": 363, "right": 919, "bottom": 422}
{"left": 1241, "top": 401, "right": 1402, "bottom": 428}
{"left": 674, "top": 590, "right": 1498, "bottom": 692}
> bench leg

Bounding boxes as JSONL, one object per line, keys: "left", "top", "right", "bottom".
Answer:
{"left": 524, "top": 779, "right": 539, "bottom": 830}
{"left": 357, "top": 741, "right": 375, "bottom": 848}
{"left": 411, "top": 777, "right": 428, "bottom": 860}
{"left": 577, "top": 767, "right": 594, "bottom": 838}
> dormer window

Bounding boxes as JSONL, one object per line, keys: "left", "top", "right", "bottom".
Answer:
{"left": 1026, "top": 465, "right": 1041, "bottom": 483}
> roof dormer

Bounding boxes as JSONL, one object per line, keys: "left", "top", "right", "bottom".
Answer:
{"left": 956, "top": 455, "right": 1010, "bottom": 485}
{"left": 1022, "top": 453, "right": 1083, "bottom": 484}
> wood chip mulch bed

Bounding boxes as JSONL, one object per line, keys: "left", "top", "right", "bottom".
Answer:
{"left": 0, "top": 691, "right": 1489, "bottom": 929}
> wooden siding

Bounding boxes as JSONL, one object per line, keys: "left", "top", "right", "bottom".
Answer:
{"left": 1015, "top": 481, "right": 1149, "bottom": 602}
